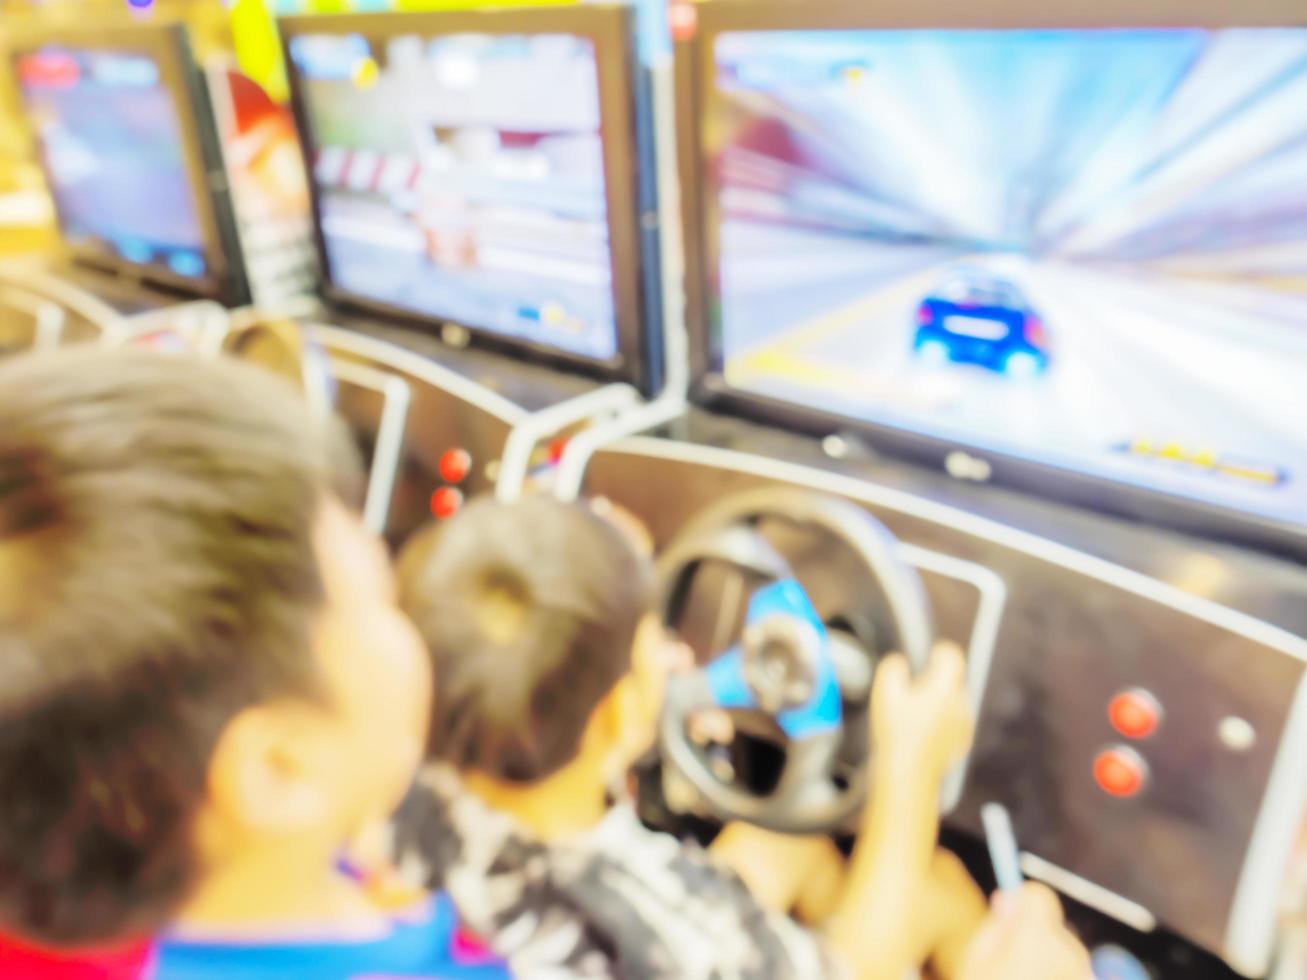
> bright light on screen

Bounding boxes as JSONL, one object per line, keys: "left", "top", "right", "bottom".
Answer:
{"left": 17, "top": 48, "right": 208, "bottom": 279}
{"left": 710, "top": 29, "right": 1307, "bottom": 525}
{"left": 291, "top": 31, "right": 617, "bottom": 362}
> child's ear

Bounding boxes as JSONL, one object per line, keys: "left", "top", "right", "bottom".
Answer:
{"left": 589, "top": 673, "right": 655, "bottom": 783}
{"left": 207, "top": 701, "right": 332, "bottom": 833}
{"left": 585, "top": 680, "right": 624, "bottom": 749}
{"left": 585, "top": 675, "right": 638, "bottom": 755}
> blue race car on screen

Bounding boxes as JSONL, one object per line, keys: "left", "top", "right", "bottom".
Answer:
{"left": 912, "top": 271, "right": 1049, "bottom": 377}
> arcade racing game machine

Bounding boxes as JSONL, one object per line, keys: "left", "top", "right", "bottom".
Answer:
{"left": 276, "top": 5, "right": 662, "bottom": 543}
{"left": 564, "top": 1, "right": 1307, "bottom": 977}
{"left": 3, "top": 20, "right": 317, "bottom": 347}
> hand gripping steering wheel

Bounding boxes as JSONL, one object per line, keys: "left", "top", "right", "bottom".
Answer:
{"left": 656, "top": 488, "right": 932, "bottom": 834}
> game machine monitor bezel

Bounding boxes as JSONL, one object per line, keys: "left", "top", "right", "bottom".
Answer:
{"left": 8, "top": 23, "right": 250, "bottom": 307}
{"left": 280, "top": 5, "right": 655, "bottom": 393}
{"left": 677, "top": 0, "right": 1307, "bottom": 560}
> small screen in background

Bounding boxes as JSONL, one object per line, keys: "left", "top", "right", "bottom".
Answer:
{"left": 290, "top": 31, "right": 618, "bottom": 363}
{"left": 708, "top": 29, "right": 1307, "bottom": 527}
{"left": 17, "top": 47, "right": 208, "bottom": 279}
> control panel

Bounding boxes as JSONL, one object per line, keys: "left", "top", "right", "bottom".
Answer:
{"left": 581, "top": 429, "right": 1307, "bottom": 978}
{"left": 314, "top": 325, "right": 522, "bottom": 547}
{"left": 307, "top": 321, "right": 627, "bottom": 548}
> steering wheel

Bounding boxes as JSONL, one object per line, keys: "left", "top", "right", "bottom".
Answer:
{"left": 656, "top": 487, "right": 932, "bottom": 835}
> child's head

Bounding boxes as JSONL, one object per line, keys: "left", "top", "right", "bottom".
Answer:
{"left": 398, "top": 495, "right": 670, "bottom": 787}
{"left": 0, "top": 348, "right": 432, "bottom": 946}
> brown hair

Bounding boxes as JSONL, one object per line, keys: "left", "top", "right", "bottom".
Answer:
{"left": 398, "top": 496, "right": 653, "bottom": 783}
{"left": 0, "top": 346, "right": 362, "bottom": 947}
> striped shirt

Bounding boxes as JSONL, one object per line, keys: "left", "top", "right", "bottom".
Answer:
{"left": 390, "top": 765, "right": 840, "bottom": 979}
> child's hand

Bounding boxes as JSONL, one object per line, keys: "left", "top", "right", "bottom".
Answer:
{"left": 959, "top": 883, "right": 1093, "bottom": 980}
{"left": 827, "top": 645, "right": 973, "bottom": 980}
{"left": 871, "top": 642, "right": 973, "bottom": 785}
{"left": 711, "top": 823, "right": 846, "bottom": 919}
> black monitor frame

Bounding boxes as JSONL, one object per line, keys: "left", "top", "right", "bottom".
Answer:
{"left": 280, "top": 6, "right": 655, "bottom": 393}
{"left": 7, "top": 21, "right": 249, "bottom": 306}
{"left": 677, "top": 0, "right": 1307, "bottom": 560}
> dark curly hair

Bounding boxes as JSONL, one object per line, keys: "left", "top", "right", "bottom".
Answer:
{"left": 398, "top": 496, "right": 653, "bottom": 784}
{"left": 0, "top": 346, "right": 361, "bottom": 948}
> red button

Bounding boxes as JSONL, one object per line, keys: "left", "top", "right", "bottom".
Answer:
{"left": 1108, "top": 689, "right": 1161, "bottom": 740}
{"left": 1093, "top": 747, "right": 1148, "bottom": 799}
{"left": 439, "top": 448, "right": 472, "bottom": 485}
{"left": 430, "top": 487, "right": 463, "bottom": 520}
{"left": 671, "top": 3, "right": 698, "bottom": 42}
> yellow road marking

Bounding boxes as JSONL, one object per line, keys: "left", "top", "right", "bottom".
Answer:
{"left": 777, "top": 267, "right": 941, "bottom": 356}
{"left": 1122, "top": 438, "right": 1283, "bottom": 486}
{"left": 728, "top": 263, "right": 948, "bottom": 391}
{"left": 726, "top": 349, "right": 865, "bottom": 391}
{"left": 1217, "top": 464, "right": 1282, "bottom": 486}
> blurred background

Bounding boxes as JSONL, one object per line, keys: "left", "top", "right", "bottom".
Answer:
{"left": 0, "top": 0, "right": 567, "bottom": 258}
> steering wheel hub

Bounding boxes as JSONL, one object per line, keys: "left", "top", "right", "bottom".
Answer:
{"left": 743, "top": 603, "right": 822, "bottom": 713}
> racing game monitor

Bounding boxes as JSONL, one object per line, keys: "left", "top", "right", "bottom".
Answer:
{"left": 9, "top": 24, "right": 247, "bottom": 304}
{"left": 681, "top": 0, "right": 1307, "bottom": 554}
{"left": 282, "top": 6, "right": 651, "bottom": 387}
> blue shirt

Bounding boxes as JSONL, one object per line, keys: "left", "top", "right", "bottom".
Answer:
{"left": 152, "top": 894, "right": 508, "bottom": 980}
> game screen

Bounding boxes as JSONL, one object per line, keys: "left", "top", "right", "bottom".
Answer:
{"left": 708, "top": 29, "right": 1307, "bottom": 526}
{"left": 290, "top": 31, "right": 618, "bottom": 362}
{"left": 17, "top": 47, "right": 209, "bottom": 280}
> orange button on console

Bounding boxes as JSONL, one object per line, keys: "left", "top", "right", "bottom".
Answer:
{"left": 1093, "top": 746, "right": 1148, "bottom": 799}
{"left": 431, "top": 487, "right": 464, "bottom": 520}
{"left": 439, "top": 449, "right": 472, "bottom": 485}
{"left": 1108, "top": 689, "right": 1161, "bottom": 740}
{"left": 671, "top": 3, "right": 699, "bottom": 42}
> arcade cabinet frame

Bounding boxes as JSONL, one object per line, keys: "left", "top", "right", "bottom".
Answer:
{"left": 280, "top": 5, "right": 658, "bottom": 393}
{"left": 6, "top": 22, "right": 251, "bottom": 307}
{"left": 676, "top": 0, "right": 1307, "bottom": 562}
